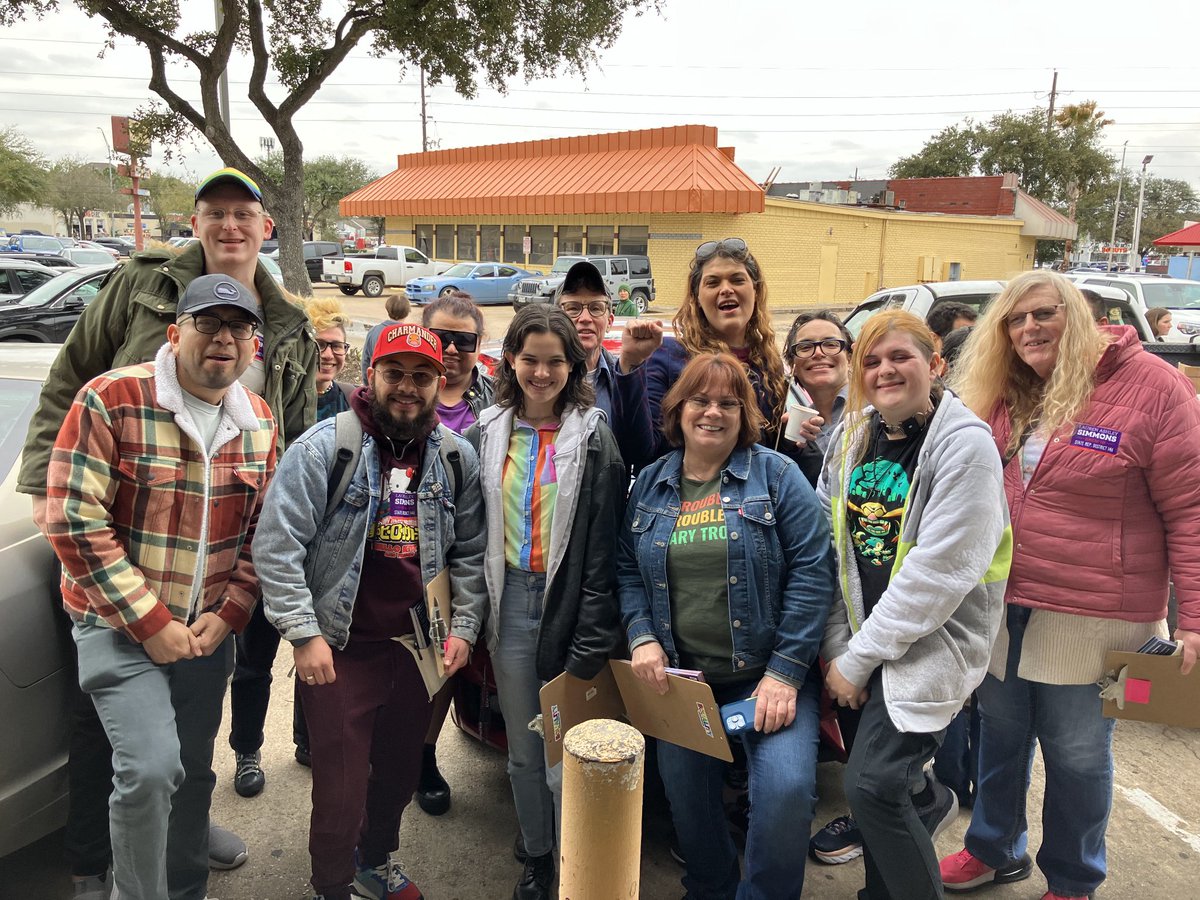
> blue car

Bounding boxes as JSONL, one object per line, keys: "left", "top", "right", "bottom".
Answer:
{"left": 405, "top": 263, "right": 542, "bottom": 306}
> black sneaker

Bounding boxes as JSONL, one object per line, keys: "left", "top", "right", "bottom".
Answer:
{"left": 512, "top": 852, "right": 554, "bottom": 900}
{"left": 233, "top": 752, "right": 265, "bottom": 798}
{"left": 808, "top": 814, "right": 863, "bottom": 864}
{"left": 416, "top": 744, "right": 451, "bottom": 816}
{"left": 295, "top": 741, "right": 312, "bottom": 768}
{"left": 916, "top": 777, "right": 959, "bottom": 844}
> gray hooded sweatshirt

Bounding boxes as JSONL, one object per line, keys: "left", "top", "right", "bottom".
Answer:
{"left": 818, "top": 391, "right": 1013, "bottom": 734}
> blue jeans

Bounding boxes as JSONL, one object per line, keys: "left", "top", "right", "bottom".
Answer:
{"left": 492, "top": 569, "right": 561, "bottom": 859}
{"left": 73, "top": 622, "right": 233, "bottom": 900}
{"left": 966, "top": 606, "right": 1115, "bottom": 897}
{"left": 657, "top": 673, "right": 821, "bottom": 900}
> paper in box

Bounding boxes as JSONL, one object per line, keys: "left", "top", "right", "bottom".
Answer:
{"left": 539, "top": 660, "right": 733, "bottom": 766}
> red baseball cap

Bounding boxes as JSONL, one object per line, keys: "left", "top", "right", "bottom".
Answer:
{"left": 372, "top": 323, "right": 445, "bottom": 372}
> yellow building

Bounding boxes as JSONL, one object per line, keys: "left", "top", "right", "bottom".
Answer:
{"left": 341, "top": 125, "right": 1054, "bottom": 308}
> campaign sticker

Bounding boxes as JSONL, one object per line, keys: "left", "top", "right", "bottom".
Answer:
{"left": 1069, "top": 424, "right": 1122, "bottom": 455}
{"left": 1124, "top": 678, "right": 1152, "bottom": 705}
{"left": 550, "top": 704, "right": 562, "bottom": 742}
{"left": 696, "top": 702, "right": 714, "bottom": 739}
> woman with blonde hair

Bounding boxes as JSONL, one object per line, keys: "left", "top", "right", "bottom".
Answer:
{"left": 820, "top": 309, "right": 1010, "bottom": 900}
{"left": 304, "top": 295, "right": 354, "bottom": 421}
{"left": 940, "top": 270, "right": 1200, "bottom": 900}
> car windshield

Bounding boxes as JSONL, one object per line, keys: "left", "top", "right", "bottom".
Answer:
{"left": 257, "top": 254, "right": 281, "bottom": 276}
{"left": 17, "top": 272, "right": 98, "bottom": 307}
{"left": 1140, "top": 281, "right": 1200, "bottom": 311}
{"left": 550, "top": 257, "right": 583, "bottom": 274}
{"left": 442, "top": 264, "right": 474, "bottom": 277}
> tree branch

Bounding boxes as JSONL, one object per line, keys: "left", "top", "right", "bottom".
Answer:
{"left": 277, "top": 9, "right": 378, "bottom": 119}
{"left": 244, "top": 0, "right": 279, "bottom": 128}
{"left": 93, "top": 2, "right": 204, "bottom": 68}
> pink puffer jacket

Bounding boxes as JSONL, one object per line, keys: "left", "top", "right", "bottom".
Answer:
{"left": 988, "top": 326, "right": 1200, "bottom": 630}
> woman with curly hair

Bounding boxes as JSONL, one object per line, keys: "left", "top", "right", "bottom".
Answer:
{"left": 465, "top": 305, "right": 626, "bottom": 900}
{"left": 643, "top": 238, "right": 789, "bottom": 458}
{"left": 939, "top": 270, "right": 1200, "bottom": 900}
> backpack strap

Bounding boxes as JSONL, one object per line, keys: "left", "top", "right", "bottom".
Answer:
{"left": 437, "top": 423, "right": 464, "bottom": 499}
{"left": 327, "top": 409, "right": 363, "bottom": 512}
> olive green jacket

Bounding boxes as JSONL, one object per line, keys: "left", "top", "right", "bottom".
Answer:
{"left": 19, "top": 242, "right": 317, "bottom": 495}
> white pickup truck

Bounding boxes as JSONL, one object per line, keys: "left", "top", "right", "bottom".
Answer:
{"left": 322, "top": 245, "right": 450, "bottom": 298}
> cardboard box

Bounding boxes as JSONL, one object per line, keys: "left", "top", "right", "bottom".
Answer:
{"left": 1101, "top": 650, "right": 1200, "bottom": 728}
{"left": 539, "top": 660, "right": 733, "bottom": 766}
{"left": 1179, "top": 363, "right": 1200, "bottom": 395}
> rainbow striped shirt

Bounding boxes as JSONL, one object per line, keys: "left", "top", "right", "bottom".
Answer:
{"left": 502, "top": 421, "right": 561, "bottom": 572}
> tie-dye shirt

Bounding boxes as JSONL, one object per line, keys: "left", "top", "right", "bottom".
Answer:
{"left": 502, "top": 420, "right": 561, "bottom": 572}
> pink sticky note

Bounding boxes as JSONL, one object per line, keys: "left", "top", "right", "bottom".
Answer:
{"left": 1124, "top": 678, "right": 1152, "bottom": 705}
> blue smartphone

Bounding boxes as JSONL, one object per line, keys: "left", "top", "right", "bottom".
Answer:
{"left": 719, "top": 697, "right": 757, "bottom": 735}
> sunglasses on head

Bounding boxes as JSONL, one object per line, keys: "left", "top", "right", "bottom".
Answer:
{"left": 695, "top": 237, "right": 748, "bottom": 261}
{"left": 429, "top": 328, "right": 479, "bottom": 353}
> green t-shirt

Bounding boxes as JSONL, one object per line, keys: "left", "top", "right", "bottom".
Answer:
{"left": 666, "top": 475, "right": 746, "bottom": 683}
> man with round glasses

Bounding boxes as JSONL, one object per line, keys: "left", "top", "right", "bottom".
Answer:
{"left": 18, "top": 166, "right": 316, "bottom": 893}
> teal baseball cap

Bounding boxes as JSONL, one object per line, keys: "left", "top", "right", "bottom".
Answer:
{"left": 195, "top": 167, "right": 263, "bottom": 203}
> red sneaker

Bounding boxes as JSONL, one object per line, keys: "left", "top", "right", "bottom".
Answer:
{"left": 940, "top": 847, "right": 1033, "bottom": 892}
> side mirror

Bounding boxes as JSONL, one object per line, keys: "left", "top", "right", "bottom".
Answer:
{"left": 62, "top": 294, "right": 87, "bottom": 310}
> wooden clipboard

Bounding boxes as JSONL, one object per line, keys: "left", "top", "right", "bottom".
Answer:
{"left": 1101, "top": 650, "right": 1200, "bottom": 728}
{"left": 393, "top": 566, "right": 453, "bottom": 700}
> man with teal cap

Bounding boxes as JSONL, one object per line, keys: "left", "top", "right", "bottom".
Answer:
{"left": 18, "top": 166, "right": 317, "bottom": 898}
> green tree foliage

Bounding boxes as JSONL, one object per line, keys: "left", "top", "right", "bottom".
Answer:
{"left": 256, "top": 153, "right": 376, "bottom": 240}
{"left": 1086, "top": 174, "right": 1200, "bottom": 251}
{"left": 44, "top": 157, "right": 120, "bottom": 236}
{"left": 889, "top": 125, "right": 976, "bottom": 179}
{"left": 0, "top": 126, "right": 48, "bottom": 216}
{"left": 142, "top": 171, "right": 195, "bottom": 238}
{"left": 0, "top": 0, "right": 658, "bottom": 293}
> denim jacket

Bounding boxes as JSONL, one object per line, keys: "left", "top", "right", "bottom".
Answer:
{"left": 253, "top": 418, "right": 487, "bottom": 650}
{"left": 617, "top": 444, "right": 835, "bottom": 688}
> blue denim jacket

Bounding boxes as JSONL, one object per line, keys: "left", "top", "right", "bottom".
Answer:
{"left": 253, "top": 418, "right": 487, "bottom": 650}
{"left": 617, "top": 444, "right": 835, "bottom": 688}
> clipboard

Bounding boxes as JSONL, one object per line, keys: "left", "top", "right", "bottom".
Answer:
{"left": 539, "top": 660, "right": 733, "bottom": 767}
{"left": 394, "top": 566, "right": 453, "bottom": 700}
{"left": 1100, "top": 650, "right": 1200, "bottom": 728}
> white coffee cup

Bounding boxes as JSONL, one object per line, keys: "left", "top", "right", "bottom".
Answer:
{"left": 785, "top": 400, "right": 820, "bottom": 443}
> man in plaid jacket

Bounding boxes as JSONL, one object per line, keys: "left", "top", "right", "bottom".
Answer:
{"left": 44, "top": 274, "right": 277, "bottom": 900}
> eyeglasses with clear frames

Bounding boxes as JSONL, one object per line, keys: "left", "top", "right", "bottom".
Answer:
{"left": 186, "top": 314, "right": 257, "bottom": 341}
{"left": 560, "top": 301, "right": 611, "bottom": 319}
{"left": 375, "top": 368, "right": 438, "bottom": 388}
{"left": 1006, "top": 304, "right": 1065, "bottom": 330}
{"left": 199, "top": 208, "right": 264, "bottom": 225}
{"left": 684, "top": 396, "right": 743, "bottom": 413}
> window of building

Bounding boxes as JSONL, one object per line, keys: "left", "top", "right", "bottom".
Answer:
{"left": 586, "top": 225, "right": 614, "bottom": 256}
{"left": 480, "top": 225, "right": 501, "bottom": 261}
{"left": 457, "top": 226, "right": 476, "bottom": 261}
{"left": 415, "top": 224, "right": 433, "bottom": 256}
{"left": 435, "top": 225, "right": 454, "bottom": 259}
{"left": 529, "top": 225, "right": 554, "bottom": 267}
{"left": 558, "top": 225, "right": 583, "bottom": 256}
{"left": 618, "top": 225, "right": 649, "bottom": 257}
{"left": 503, "top": 225, "right": 526, "bottom": 264}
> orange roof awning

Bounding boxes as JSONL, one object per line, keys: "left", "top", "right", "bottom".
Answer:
{"left": 340, "top": 125, "right": 765, "bottom": 217}
{"left": 1152, "top": 222, "right": 1200, "bottom": 247}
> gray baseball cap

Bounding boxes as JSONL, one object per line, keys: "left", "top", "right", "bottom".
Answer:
{"left": 177, "top": 274, "right": 263, "bottom": 325}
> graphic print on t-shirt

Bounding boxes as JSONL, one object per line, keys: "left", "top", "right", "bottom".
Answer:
{"left": 670, "top": 488, "right": 726, "bottom": 546}
{"left": 367, "top": 465, "right": 419, "bottom": 559}
{"left": 847, "top": 458, "right": 909, "bottom": 567}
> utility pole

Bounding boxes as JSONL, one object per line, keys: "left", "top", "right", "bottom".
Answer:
{"left": 1130, "top": 155, "right": 1154, "bottom": 272}
{"left": 420, "top": 66, "right": 428, "bottom": 152}
{"left": 213, "top": 0, "right": 232, "bottom": 132}
{"left": 1106, "top": 141, "right": 1128, "bottom": 271}
{"left": 1047, "top": 69, "right": 1058, "bottom": 130}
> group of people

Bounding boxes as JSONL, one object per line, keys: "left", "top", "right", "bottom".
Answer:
{"left": 22, "top": 165, "right": 1199, "bottom": 900}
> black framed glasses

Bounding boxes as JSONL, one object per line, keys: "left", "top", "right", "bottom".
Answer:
{"left": 316, "top": 339, "right": 350, "bottom": 354}
{"left": 375, "top": 367, "right": 438, "bottom": 388}
{"left": 684, "top": 396, "right": 743, "bottom": 413}
{"left": 1006, "top": 304, "right": 1064, "bottom": 330}
{"left": 695, "top": 237, "right": 748, "bottom": 260}
{"left": 789, "top": 338, "right": 848, "bottom": 358}
{"left": 560, "top": 300, "right": 611, "bottom": 319}
{"left": 429, "top": 328, "right": 479, "bottom": 352}
{"left": 185, "top": 314, "right": 257, "bottom": 341}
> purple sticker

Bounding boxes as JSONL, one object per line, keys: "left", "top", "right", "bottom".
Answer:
{"left": 1070, "top": 424, "right": 1121, "bottom": 455}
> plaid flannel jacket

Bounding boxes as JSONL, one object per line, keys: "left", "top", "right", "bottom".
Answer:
{"left": 46, "top": 343, "right": 277, "bottom": 642}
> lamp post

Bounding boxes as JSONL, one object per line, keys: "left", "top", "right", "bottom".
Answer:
{"left": 1130, "top": 154, "right": 1153, "bottom": 272}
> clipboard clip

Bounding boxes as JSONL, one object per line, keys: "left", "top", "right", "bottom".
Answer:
{"left": 1097, "top": 665, "right": 1129, "bottom": 710}
{"left": 429, "top": 605, "right": 449, "bottom": 656}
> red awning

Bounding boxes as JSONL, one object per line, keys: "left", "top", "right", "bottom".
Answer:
{"left": 1152, "top": 222, "right": 1200, "bottom": 247}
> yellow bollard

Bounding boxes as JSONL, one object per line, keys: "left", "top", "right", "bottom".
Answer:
{"left": 559, "top": 718, "right": 645, "bottom": 900}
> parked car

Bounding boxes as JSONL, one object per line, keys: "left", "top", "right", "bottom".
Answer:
{"left": 298, "top": 240, "right": 342, "bottom": 283}
{"left": 2, "top": 234, "right": 66, "bottom": 256}
{"left": 322, "top": 245, "right": 450, "bottom": 298}
{"left": 0, "top": 252, "right": 79, "bottom": 270}
{"left": 77, "top": 240, "right": 120, "bottom": 260}
{"left": 0, "top": 259, "right": 59, "bottom": 304}
{"left": 91, "top": 237, "right": 134, "bottom": 257}
{"left": 258, "top": 253, "right": 284, "bottom": 288}
{"left": 510, "top": 254, "right": 655, "bottom": 314}
{"left": 842, "top": 281, "right": 1006, "bottom": 339}
{"left": 1064, "top": 273, "right": 1200, "bottom": 340}
{"left": 0, "top": 266, "right": 110, "bottom": 342}
{"left": 0, "top": 343, "right": 76, "bottom": 857}
{"left": 58, "top": 248, "right": 119, "bottom": 269}
{"left": 405, "top": 263, "right": 542, "bottom": 306}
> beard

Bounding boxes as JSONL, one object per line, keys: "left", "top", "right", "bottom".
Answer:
{"left": 369, "top": 391, "right": 438, "bottom": 443}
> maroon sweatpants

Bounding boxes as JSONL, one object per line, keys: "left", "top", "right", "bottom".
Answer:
{"left": 299, "top": 638, "right": 433, "bottom": 897}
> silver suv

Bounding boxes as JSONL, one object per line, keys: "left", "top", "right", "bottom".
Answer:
{"left": 510, "top": 254, "right": 655, "bottom": 314}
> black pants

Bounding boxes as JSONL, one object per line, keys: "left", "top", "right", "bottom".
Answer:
{"left": 65, "top": 689, "right": 113, "bottom": 877}
{"left": 844, "top": 672, "right": 946, "bottom": 900}
{"left": 228, "top": 601, "right": 309, "bottom": 754}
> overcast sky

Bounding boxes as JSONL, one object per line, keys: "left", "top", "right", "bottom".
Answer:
{"left": 1, "top": 0, "right": 1196, "bottom": 197}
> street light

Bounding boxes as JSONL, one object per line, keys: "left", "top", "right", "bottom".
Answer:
{"left": 1130, "top": 154, "right": 1154, "bottom": 272}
